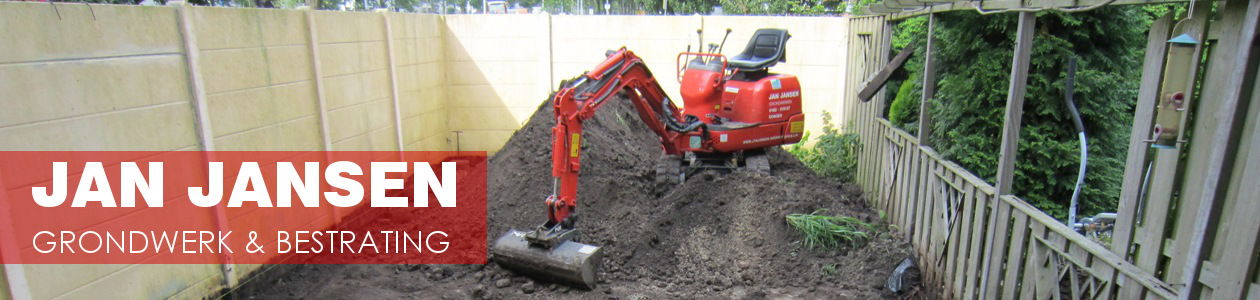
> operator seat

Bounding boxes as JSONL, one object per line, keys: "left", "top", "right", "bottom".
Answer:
{"left": 727, "top": 28, "right": 790, "bottom": 71}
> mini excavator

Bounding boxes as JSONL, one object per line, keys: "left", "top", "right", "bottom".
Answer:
{"left": 491, "top": 28, "right": 804, "bottom": 289}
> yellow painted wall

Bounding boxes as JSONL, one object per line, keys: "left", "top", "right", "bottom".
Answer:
{"left": 441, "top": 14, "right": 553, "bottom": 152}
{"left": 391, "top": 13, "right": 451, "bottom": 152}
{"left": 0, "top": 3, "right": 851, "bottom": 298}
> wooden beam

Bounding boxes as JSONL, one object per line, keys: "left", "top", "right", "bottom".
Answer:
{"left": 982, "top": 11, "right": 1035, "bottom": 298}
{"left": 858, "top": 41, "right": 916, "bottom": 102}
{"left": 884, "top": 0, "right": 1202, "bottom": 20}
{"left": 918, "top": 14, "right": 937, "bottom": 147}
{"left": 994, "top": 11, "right": 1035, "bottom": 196}
{"left": 868, "top": 3, "right": 904, "bottom": 14}
{"left": 882, "top": 0, "right": 925, "bottom": 9}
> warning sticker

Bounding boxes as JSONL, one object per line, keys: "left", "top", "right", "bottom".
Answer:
{"left": 790, "top": 121, "right": 804, "bottom": 133}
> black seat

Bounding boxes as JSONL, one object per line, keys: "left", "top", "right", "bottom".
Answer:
{"left": 728, "top": 28, "right": 790, "bottom": 71}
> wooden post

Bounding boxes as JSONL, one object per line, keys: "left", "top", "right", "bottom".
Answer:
{"left": 1178, "top": 0, "right": 1259, "bottom": 298}
{"left": 982, "top": 11, "right": 1035, "bottom": 298}
{"left": 917, "top": 13, "right": 936, "bottom": 147}
{"left": 176, "top": 3, "right": 237, "bottom": 288}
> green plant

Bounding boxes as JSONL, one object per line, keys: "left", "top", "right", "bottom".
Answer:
{"left": 787, "top": 112, "right": 862, "bottom": 182}
{"left": 821, "top": 263, "right": 839, "bottom": 276}
{"left": 888, "top": 76, "right": 922, "bottom": 134}
{"left": 786, "top": 209, "right": 876, "bottom": 250}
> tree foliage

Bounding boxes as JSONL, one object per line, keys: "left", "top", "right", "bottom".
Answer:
{"left": 885, "top": 7, "right": 1168, "bottom": 219}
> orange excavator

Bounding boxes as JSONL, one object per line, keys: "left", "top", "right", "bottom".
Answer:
{"left": 491, "top": 28, "right": 804, "bottom": 289}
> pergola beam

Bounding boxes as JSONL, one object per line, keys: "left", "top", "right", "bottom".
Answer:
{"left": 917, "top": 13, "right": 937, "bottom": 147}
{"left": 878, "top": 0, "right": 1207, "bottom": 20}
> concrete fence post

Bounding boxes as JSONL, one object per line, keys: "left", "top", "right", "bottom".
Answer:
{"left": 175, "top": 3, "right": 237, "bottom": 288}
{"left": 306, "top": 10, "right": 333, "bottom": 152}
{"left": 0, "top": 171, "right": 32, "bottom": 300}
{"left": 382, "top": 12, "right": 406, "bottom": 155}
{"left": 304, "top": 9, "right": 341, "bottom": 225}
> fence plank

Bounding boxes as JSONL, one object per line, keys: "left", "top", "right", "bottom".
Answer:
{"left": 981, "top": 196, "right": 1012, "bottom": 298}
{"left": 1020, "top": 221, "right": 1048, "bottom": 300}
{"left": 917, "top": 158, "right": 936, "bottom": 271}
{"left": 1112, "top": 11, "right": 1172, "bottom": 259}
{"left": 963, "top": 192, "right": 990, "bottom": 299}
{"left": 951, "top": 183, "right": 977, "bottom": 299}
{"left": 1002, "top": 209, "right": 1031, "bottom": 299}
{"left": 941, "top": 172, "right": 963, "bottom": 298}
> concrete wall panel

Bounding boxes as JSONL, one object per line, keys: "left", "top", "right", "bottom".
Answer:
{"left": 0, "top": 3, "right": 181, "bottom": 64}
{"left": 0, "top": 55, "right": 190, "bottom": 128}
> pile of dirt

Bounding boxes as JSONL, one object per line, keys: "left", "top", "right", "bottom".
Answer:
{"left": 246, "top": 96, "right": 919, "bottom": 299}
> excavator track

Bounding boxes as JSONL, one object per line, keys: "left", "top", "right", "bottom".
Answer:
{"left": 745, "top": 151, "right": 771, "bottom": 175}
{"left": 654, "top": 154, "right": 683, "bottom": 193}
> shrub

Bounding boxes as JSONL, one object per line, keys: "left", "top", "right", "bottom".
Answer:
{"left": 788, "top": 112, "right": 861, "bottom": 182}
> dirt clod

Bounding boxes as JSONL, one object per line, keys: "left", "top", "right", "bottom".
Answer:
{"left": 494, "top": 278, "right": 512, "bottom": 288}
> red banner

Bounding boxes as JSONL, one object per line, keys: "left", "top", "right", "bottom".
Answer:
{"left": 0, "top": 151, "right": 487, "bottom": 264}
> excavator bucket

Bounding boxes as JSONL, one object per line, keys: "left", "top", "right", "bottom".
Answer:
{"left": 490, "top": 229, "right": 603, "bottom": 289}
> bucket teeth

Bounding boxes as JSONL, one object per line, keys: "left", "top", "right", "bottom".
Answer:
{"left": 491, "top": 229, "right": 603, "bottom": 289}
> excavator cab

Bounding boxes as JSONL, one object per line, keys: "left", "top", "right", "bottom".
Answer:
{"left": 672, "top": 28, "right": 804, "bottom": 164}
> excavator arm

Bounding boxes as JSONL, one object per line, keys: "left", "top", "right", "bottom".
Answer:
{"left": 491, "top": 48, "right": 706, "bottom": 289}
{"left": 545, "top": 47, "right": 703, "bottom": 228}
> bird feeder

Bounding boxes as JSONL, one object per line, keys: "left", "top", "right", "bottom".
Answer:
{"left": 1150, "top": 33, "right": 1199, "bottom": 149}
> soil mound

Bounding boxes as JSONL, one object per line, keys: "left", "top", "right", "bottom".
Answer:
{"left": 247, "top": 95, "right": 919, "bottom": 299}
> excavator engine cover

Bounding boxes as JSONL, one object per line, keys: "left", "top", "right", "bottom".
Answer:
{"left": 491, "top": 229, "right": 604, "bottom": 289}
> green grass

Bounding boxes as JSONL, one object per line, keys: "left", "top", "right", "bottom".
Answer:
{"left": 786, "top": 209, "right": 877, "bottom": 250}
{"left": 821, "top": 263, "right": 838, "bottom": 276}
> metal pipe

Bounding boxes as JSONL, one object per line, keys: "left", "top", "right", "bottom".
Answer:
{"left": 1065, "top": 57, "right": 1087, "bottom": 227}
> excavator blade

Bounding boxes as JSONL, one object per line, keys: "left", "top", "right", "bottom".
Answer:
{"left": 490, "top": 229, "right": 603, "bottom": 289}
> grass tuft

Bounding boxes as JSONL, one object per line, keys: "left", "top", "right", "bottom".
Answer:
{"left": 821, "top": 263, "right": 838, "bottom": 276}
{"left": 786, "top": 209, "right": 876, "bottom": 250}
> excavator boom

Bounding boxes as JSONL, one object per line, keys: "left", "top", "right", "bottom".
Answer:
{"left": 492, "top": 48, "right": 695, "bottom": 289}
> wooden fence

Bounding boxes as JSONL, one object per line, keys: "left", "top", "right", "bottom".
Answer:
{"left": 836, "top": 1, "right": 1260, "bottom": 294}
{"left": 860, "top": 116, "right": 1177, "bottom": 298}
